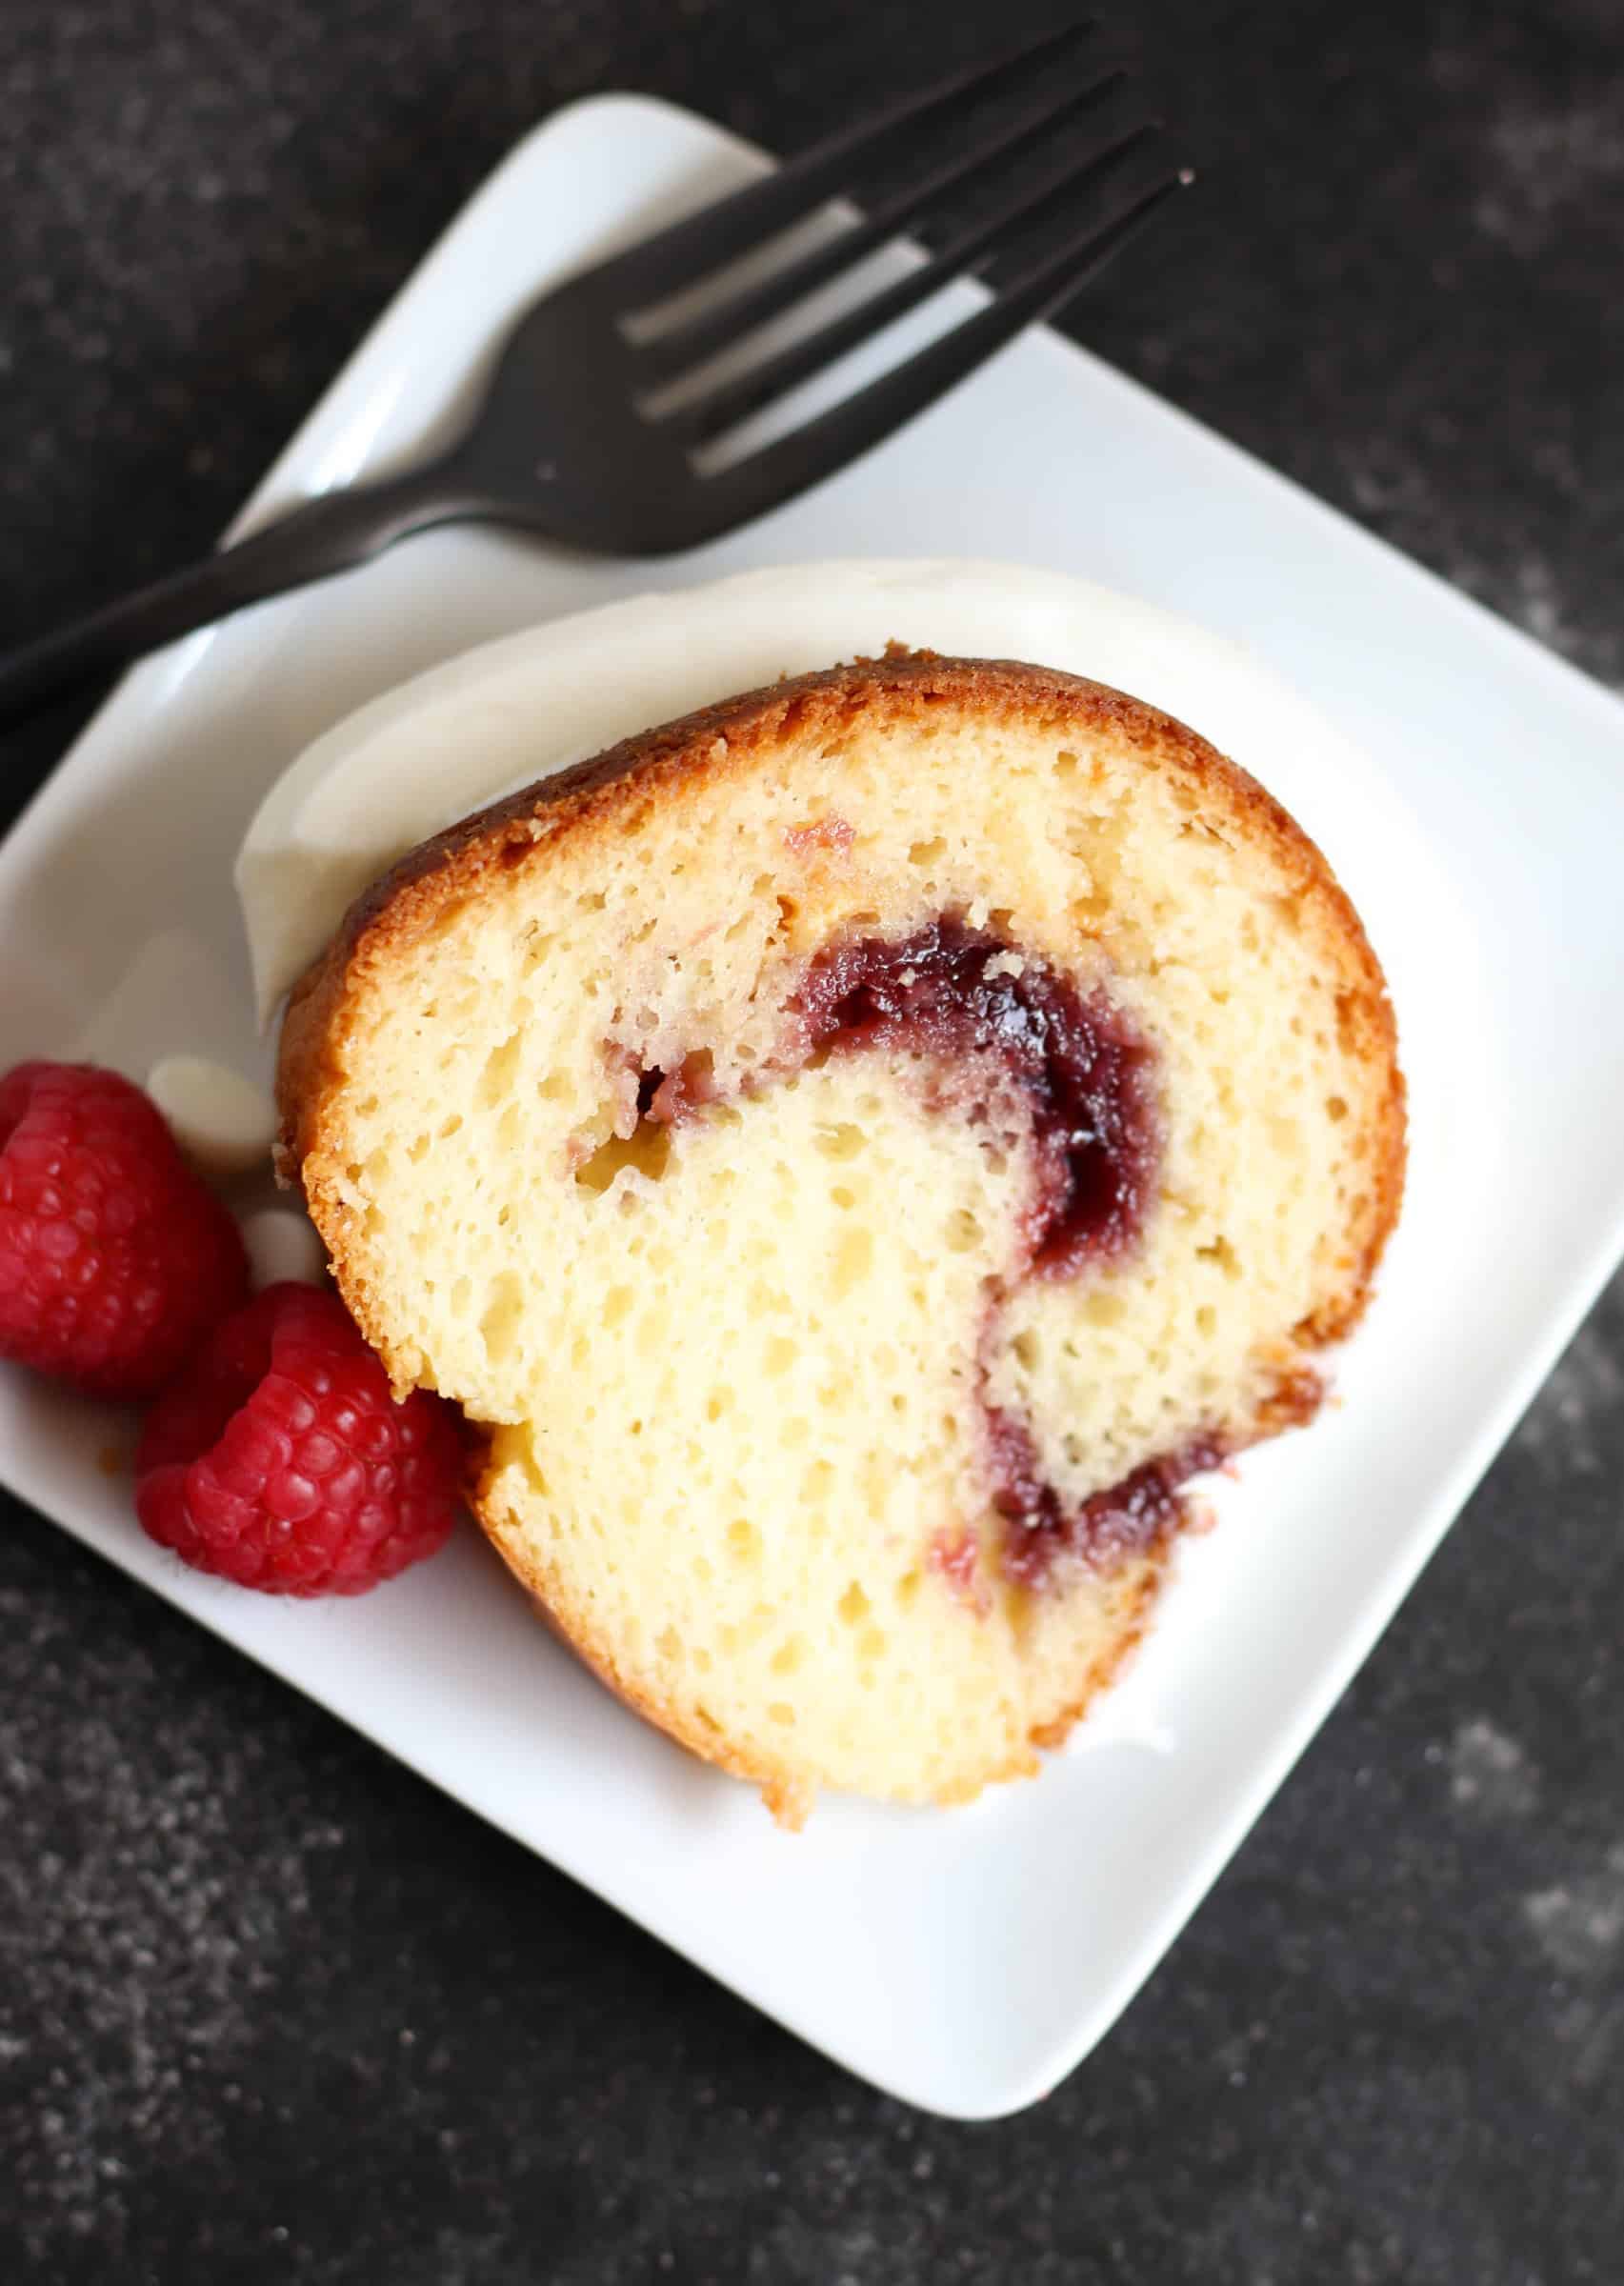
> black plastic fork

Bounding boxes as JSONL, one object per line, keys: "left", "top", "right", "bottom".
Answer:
{"left": 0, "top": 23, "right": 1188, "bottom": 722}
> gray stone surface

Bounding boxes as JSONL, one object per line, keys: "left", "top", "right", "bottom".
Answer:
{"left": 3, "top": 1, "right": 1622, "bottom": 2277}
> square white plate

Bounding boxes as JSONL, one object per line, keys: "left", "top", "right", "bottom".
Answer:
{"left": 6, "top": 93, "right": 1624, "bottom": 2121}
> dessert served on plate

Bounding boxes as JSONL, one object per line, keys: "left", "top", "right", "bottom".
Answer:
{"left": 265, "top": 567, "right": 1405, "bottom": 1826}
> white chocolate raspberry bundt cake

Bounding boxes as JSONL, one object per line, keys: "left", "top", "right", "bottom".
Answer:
{"left": 275, "top": 650, "right": 1404, "bottom": 1824}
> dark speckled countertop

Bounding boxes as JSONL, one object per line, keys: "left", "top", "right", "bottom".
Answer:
{"left": 3, "top": 3, "right": 1623, "bottom": 2279}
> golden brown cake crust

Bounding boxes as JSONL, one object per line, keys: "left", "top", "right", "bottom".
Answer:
{"left": 275, "top": 650, "right": 1407, "bottom": 1816}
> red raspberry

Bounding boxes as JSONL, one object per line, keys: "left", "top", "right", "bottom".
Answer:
{"left": 0, "top": 1059, "right": 250, "bottom": 1400}
{"left": 134, "top": 1282, "right": 464, "bottom": 1595}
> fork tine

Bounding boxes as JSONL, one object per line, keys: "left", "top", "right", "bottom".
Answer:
{"left": 669, "top": 123, "right": 1162, "bottom": 447}
{"left": 591, "top": 18, "right": 1101, "bottom": 309}
{"left": 705, "top": 173, "right": 1187, "bottom": 527}
{"left": 633, "top": 66, "right": 1129, "bottom": 389}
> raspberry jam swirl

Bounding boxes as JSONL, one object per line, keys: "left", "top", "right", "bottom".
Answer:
{"left": 632, "top": 917, "right": 1218, "bottom": 1580}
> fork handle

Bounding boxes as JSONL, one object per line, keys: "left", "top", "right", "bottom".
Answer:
{"left": 0, "top": 454, "right": 489, "bottom": 726}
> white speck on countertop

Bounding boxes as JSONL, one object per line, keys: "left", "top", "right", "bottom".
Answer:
{"left": 1524, "top": 1845, "right": 1624, "bottom": 1977}
{"left": 1447, "top": 1717, "right": 1539, "bottom": 1818}
{"left": 1473, "top": 94, "right": 1624, "bottom": 254}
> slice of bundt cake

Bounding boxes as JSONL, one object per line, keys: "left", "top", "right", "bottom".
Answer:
{"left": 276, "top": 650, "right": 1405, "bottom": 1824}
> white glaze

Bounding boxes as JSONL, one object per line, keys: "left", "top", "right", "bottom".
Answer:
{"left": 146, "top": 1053, "right": 277, "bottom": 1177}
